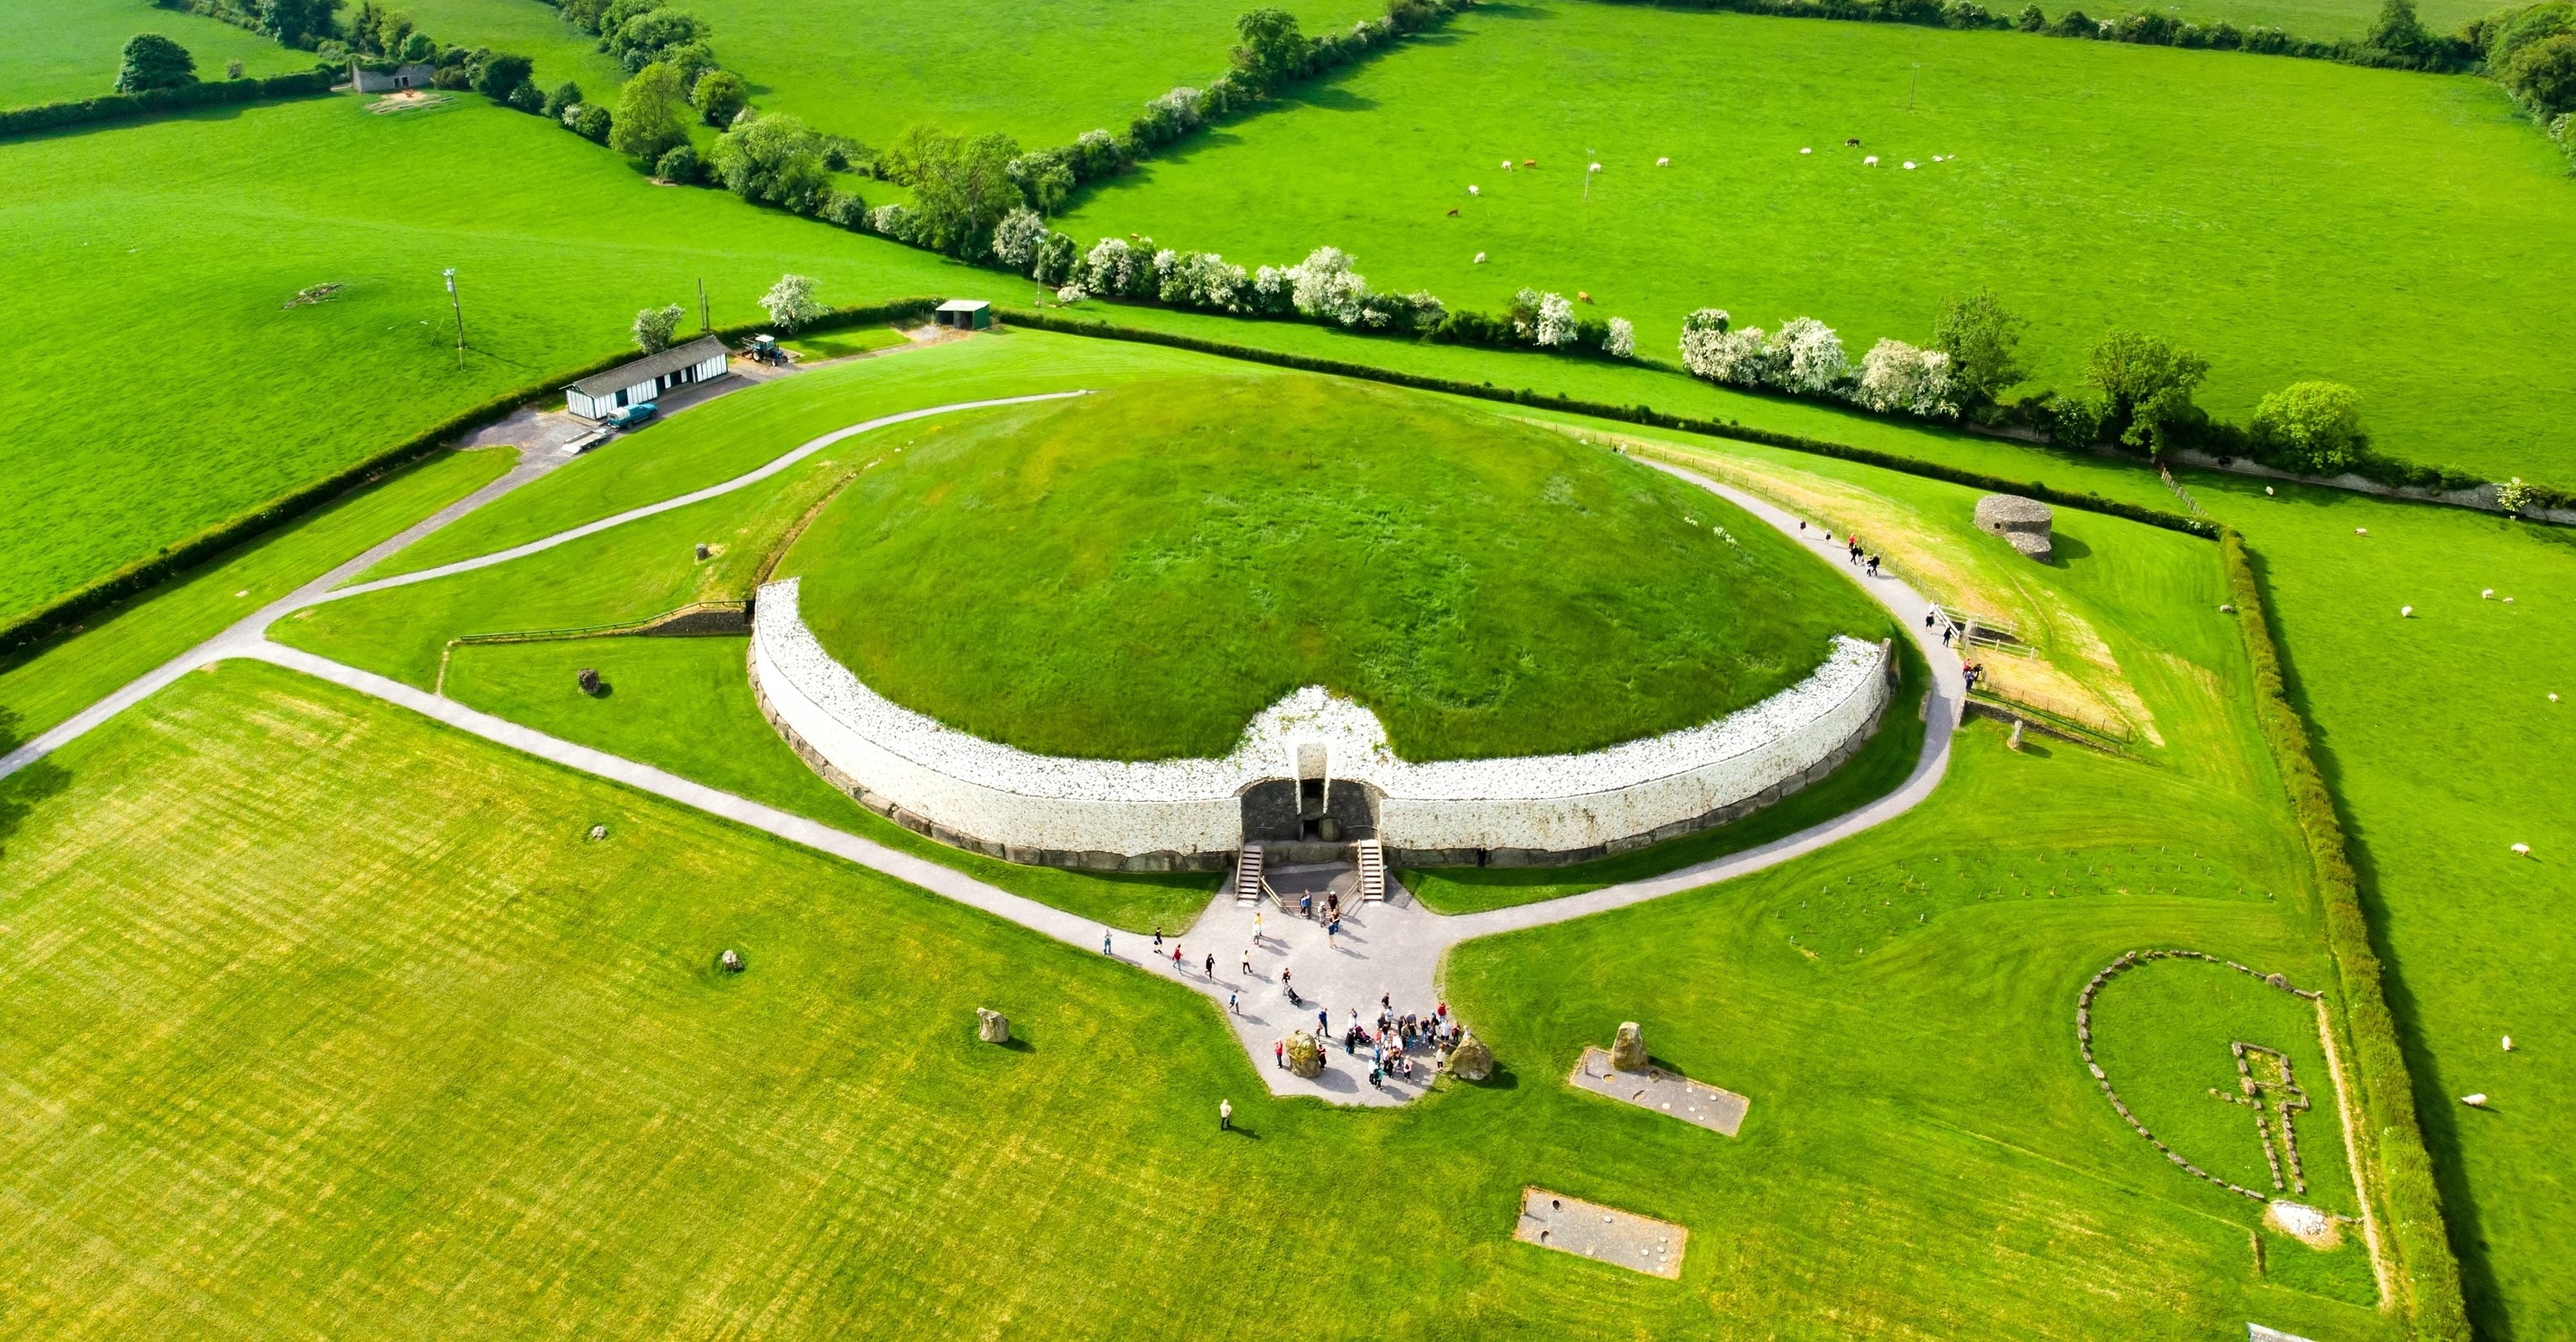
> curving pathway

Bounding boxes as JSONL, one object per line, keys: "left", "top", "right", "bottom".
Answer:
{"left": 0, "top": 395, "right": 1959, "bottom": 1110}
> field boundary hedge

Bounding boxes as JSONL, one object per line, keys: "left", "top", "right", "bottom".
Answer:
{"left": 0, "top": 297, "right": 944, "bottom": 660}
{"left": 0, "top": 70, "right": 336, "bottom": 140}
{"left": 997, "top": 307, "right": 2220, "bottom": 539}
{"left": 2222, "top": 529, "right": 2470, "bottom": 1341}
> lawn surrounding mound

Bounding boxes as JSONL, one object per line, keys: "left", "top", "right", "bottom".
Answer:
{"left": 0, "top": 635, "right": 2397, "bottom": 1338}
{"left": 1058, "top": 2, "right": 2576, "bottom": 483}
{"left": 0, "top": 93, "right": 995, "bottom": 627}
{"left": 777, "top": 374, "right": 1888, "bottom": 760}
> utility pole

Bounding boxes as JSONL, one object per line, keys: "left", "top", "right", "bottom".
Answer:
{"left": 698, "top": 277, "right": 710, "bottom": 332}
{"left": 443, "top": 267, "right": 467, "bottom": 369}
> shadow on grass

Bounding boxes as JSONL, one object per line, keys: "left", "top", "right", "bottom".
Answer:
{"left": 2241, "top": 541, "right": 2509, "bottom": 1339}
{"left": 0, "top": 705, "right": 73, "bottom": 863}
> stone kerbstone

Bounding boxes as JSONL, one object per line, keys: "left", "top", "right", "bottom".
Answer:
{"left": 1611, "top": 1022, "right": 1649, "bottom": 1071}
{"left": 1446, "top": 1031, "right": 1494, "bottom": 1081}
{"left": 1285, "top": 1030, "right": 1325, "bottom": 1078}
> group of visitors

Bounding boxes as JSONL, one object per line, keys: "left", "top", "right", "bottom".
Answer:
{"left": 1797, "top": 520, "right": 1880, "bottom": 577}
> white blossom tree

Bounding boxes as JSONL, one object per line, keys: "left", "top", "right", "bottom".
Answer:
{"left": 1681, "top": 325, "right": 1771, "bottom": 385}
{"left": 759, "top": 274, "right": 825, "bottom": 331}
{"left": 1158, "top": 250, "right": 1250, "bottom": 310}
{"left": 990, "top": 207, "right": 1048, "bottom": 271}
{"left": 1289, "top": 246, "right": 1372, "bottom": 326}
{"left": 1773, "top": 317, "right": 1848, "bottom": 395}
{"left": 1683, "top": 307, "right": 1731, "bottom": 335}
{"left": 1535, "top": 292, "right": 1577, "bottom": 347}
{"left": 1083, "top": 237, "right": 1148, "bottom": 297}
{"left": 1604, "top": 317, "right": 1635, "bottom": 358}
{"left": 1856, "top": 339, "right": 1959, "bottom": 418}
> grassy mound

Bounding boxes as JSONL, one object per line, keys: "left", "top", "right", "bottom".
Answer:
{"left": 778, "top": 374, "right": 1888, "bottom": 760}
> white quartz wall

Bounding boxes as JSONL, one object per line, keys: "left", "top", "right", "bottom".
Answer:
{"left": 752, "top": 578, "right": 1889, "bottom": 859}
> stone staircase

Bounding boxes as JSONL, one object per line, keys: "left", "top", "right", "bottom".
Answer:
{"left": 1356, "top": 838, "right": 1386, "bottom": 902}
{"left": 1233, "top": 845, "right": 1265, "bottom": 907}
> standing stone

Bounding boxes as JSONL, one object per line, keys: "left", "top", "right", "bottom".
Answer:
{"left": 1285, "top": 1030, "right": 1325, "bottom": 1078}
{"left": 718, "top": 948, "right": 744, "bottom": 973}
{"left": 1611, "top": 1021, "right": 1649, "bottom": 1071}
{"left": 1445, "top": 1031, "right": 1494, "bottom": 1082}
{"left": 975, "top": 1007, "right": 1010, "bottom": 1043}
{"left": 694, "top": 543, "right": 711, "bottom": 561}
{"left": 577, "top": 667, "right": 602, "bottom": 695}
{"left": 2008, "top": 719, "right": 2025, "bottom": 751}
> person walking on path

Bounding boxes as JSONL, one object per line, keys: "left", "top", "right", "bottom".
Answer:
{"left": 1866, "top": 554, "right": 1881, "bottom": 578}
{"left": 1241, "top": 949, "right": 1252, "bottom": 977}
{"left": 1221, "top": 1099, "right": 1233, "bottom": 1132}
{"left": 1229, "top": 989, "right": 1240, "bottom": 1015}
{"left": 1254, "top": 911, "right": 1263, "bottom": 943}
{"left": 1317, "top": 1007, "right": 1329, "bottom": 1033}
{"left": 1204, "top": 952, "right": 1215, "bottom": 978}
{"left": 1274, "top": 1040, "right": 1285, "bottom": 1069}
{"left": 1102, "top": 931, "right": 1112, "bottom": 955}
{"left": 1173, "top": 945, "right": 1185, "bottom": 973}
{"left": 1152, "top": 926, "right": 1164, "bottom": 952}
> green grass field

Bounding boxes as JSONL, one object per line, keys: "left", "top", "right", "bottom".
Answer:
{"left": 781, "top": 324, "right": 914, "bottom": 361}
{"left": 440, "top": 634, "right": 1221, "bottom": 931}
{"left": 389, "top": 0, "right": 1377, "bottom": 147}
{"left": 0, "top": 446, "right": 511, "bottom": 742}
{"left": 0, "top": 629, "right": 2398, "bottom": 1338}
{"left": 1058, "top": 2, "right": 2576, "bottom": 483}
{"left": 2204, "top": 473, "right": 2576, "bottom": 1336}
{"left": 779, "top": 373, "right": 1887, "bottom": 760}
{"left": 0, "top": 93, "right": 1000, "bottom": 628}
{"left": 1, "top": 0, "right": 316, "bottom": 107}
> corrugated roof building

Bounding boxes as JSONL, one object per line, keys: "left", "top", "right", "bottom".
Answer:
{"left": 564, "top": 336, "right": 728, "bottom": 421}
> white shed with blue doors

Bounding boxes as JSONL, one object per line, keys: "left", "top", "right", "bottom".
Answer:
{"left": 564, "top": 336, "right": 729, "bottom": 421}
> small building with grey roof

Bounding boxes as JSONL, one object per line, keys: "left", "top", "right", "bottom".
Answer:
{"left": 564, "top": 336, "right": 730, "bottom": 421}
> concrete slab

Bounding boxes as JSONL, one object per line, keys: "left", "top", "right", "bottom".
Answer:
{"left": 1515, "top": 1188, "right": 1687, "bottom": 1278}
{"left": 1567, "top": 1046, "right": 1751, "bottom": 1136}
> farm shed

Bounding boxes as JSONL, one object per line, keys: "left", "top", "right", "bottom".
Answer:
{"left": 349, "top": 62, "right": 439, "bottom": 93}
{"left": 563, "top": 336, "right": 728, "bottom": 421}
{"left": 934, "top": 299, "right": 992, "bottom": 330}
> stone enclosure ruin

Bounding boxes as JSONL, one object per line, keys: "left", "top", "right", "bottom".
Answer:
{"left": 1973, "top": 494, "right": 2054, "bottom": 562}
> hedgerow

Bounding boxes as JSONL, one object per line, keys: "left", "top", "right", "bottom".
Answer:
{"left": 997, "top": 305, "right": 2219, "bottom": 539}
{"left": 2220, "top": 530, "right": 2471, "bottom": 1342}
{"left": 0, "top": 70, "right": 335, "bottom": 138}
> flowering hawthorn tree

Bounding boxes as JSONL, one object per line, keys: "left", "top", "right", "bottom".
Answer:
{"left": 1856, "top": 339, "right": 1959, "bottom": 418}
{"left": 759, "top": 274, "right": 825, "bottom": 331}
{"left": 990, "top": 208, "right": 1048, "bottom": 271}
{"left": 1773, "top": 317, "right": 1848, "bottom": 395}
{"left": 1535, "top": 292, "right": 1577, "bottom": 348}
{"left": 1605, "top": 317, "right": 1636, "bottom": 359}
{"left": 1681, "top": 325, "right": 1771, "bottom": 385}
{"left": 1289, "top": 247, "right": 1372, "bottom": 326}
